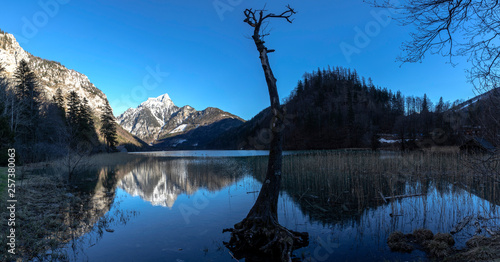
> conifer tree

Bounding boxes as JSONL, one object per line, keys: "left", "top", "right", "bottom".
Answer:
{"left": 65, "top": 90, "right": 82, "bottom": 149}
{"left": 100, "top": 101, "right": 117, "bottom": 152}
{"left": 79, "top": 98, "right": 94, "bottom": 131}
{"left": 54, "top": 88, "right": 65, "bottom": 113}
{"left": 66, "top": 91, "right": 81, "bottom": 127}
{"left": 78, "top": 97, "right": 97, "bottom": 147}
{"left": 422, "top": 94, "right": 429, "bottom": 114}
{"left": 436, "top": 97, "right": 444, "bottom": 114}
{"left": 14, "top": 59, "right": 40, "bottom": 162}
{"left": 65, "top": 91, "right": 98, "bottom": 151}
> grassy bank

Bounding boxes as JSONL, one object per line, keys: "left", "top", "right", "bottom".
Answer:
{"left": 0, "top": 153, "right": 140, "bottom": 261}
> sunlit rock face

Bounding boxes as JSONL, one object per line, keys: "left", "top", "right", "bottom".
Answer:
{"left": 0, "top": 30, "right": 109, "bottom": 115}
{"left": 116, "top": 158, "right": 244, "bottom": 207}
{"left": 117, "top": 93, "right": 244, "bottom": 144}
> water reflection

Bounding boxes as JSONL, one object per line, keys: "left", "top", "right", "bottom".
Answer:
{"left": 117, "top": 158, "right": 247, "bottom": 207}
{"left": 62, "top": 166, "right": 138, "bottom": 261}
{"left": 59, "top": 152, "right": 500, "bottom": 261}
{"left": 245, "top": 153, "right": 500, "bottom": 260}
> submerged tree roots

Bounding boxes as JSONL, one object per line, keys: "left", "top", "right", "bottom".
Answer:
{"left": 223, "top": 217, "right": 309, "bottom": 262}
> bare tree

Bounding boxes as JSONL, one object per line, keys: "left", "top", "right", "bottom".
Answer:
{"left": 368, "top": 0, "right": 499, "bottom": 93}
{"left": 223, "top": 5, "right": 308, "bottom": 261}
{"left": 367, "top": 0, "right": 500, "bottom": 178}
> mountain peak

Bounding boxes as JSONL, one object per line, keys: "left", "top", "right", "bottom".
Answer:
{"left": 157, "top": 93, "right": 171, "bottom": 101}
{"left": 118, "top": 94, "right": 244, "bottom": 144}
{"left": 141, "top": 93, "right": 174, "bottom": 107}
{"left": 148, "top": 93, "right": 171, "bottom": 102}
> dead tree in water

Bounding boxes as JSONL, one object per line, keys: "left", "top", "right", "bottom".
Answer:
{"left": 223, "top": 5, "right": 308, "bottom": 261}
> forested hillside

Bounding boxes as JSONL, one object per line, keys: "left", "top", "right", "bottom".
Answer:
{"left": 209, "top": 66, "right": 490, "bottom": 150}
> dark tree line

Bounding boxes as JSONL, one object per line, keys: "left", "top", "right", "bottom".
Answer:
{"left": 283, "top": 67, "right": 467, "bottom": 150}
{"left": 365, "top": 0, "right": 499, "bottom": 148}
{"left": 0, "top": 59, "right": 118, "bottom": 165}
{"left": 63, "top": 90, "right": 99, "bottom": 151}
{"left": 213, "top": 66, "right": 474, "bottom": 151}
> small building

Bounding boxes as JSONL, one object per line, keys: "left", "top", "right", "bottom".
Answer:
{"left": 459, "top": 137, "right": 496, "bottom": 153}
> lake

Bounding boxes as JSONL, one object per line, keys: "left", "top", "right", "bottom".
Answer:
{"left": 59, "top": 150, "right": 500, "bottom": 261}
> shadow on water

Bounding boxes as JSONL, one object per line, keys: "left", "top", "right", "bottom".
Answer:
{"left": 55, "top": 165, "right": 139, "bottom": 261}
{"left": 244, "top": 151, "right": 500, "bottom": 261}
{"left": 60, "top": 155, "right": 251, "bottom": 261}
{"left": 18, "top": 151, "right": 499, "bottom": 261}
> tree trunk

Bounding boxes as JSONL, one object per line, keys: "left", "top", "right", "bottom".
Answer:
{"left": 244, "top": 36, "right": 284, "bottom": 224}
{"left": 223, "top": 12, "right": 308, "bottom": 261}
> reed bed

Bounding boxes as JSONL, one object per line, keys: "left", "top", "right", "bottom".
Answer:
{"left": 245, "top": 150, "right": 498, "bottom": 224}
{"left": 246, "top": 150, "right": 500, "bottom": 260}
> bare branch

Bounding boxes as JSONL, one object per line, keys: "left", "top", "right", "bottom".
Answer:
{"left": 264, "top": 5, "right": 297, "bottom": 23}
{"left": 244, "top": 5, "right": 297, "bottom": 45}
{"left": 368, "top": 0, "right": 500, "bottom": 92}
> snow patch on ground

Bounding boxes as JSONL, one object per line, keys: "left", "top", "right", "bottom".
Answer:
{"left": 169, "top": 124, "right": 188, "bottom": 134}
{"left": 379, "top": 138, "right": 398, "bottom": 143}
{"left": 171, "top": 139, "right": 187, "bottom": 147}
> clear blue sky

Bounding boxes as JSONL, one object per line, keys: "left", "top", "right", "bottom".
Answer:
{"left": 1, "top": 0, "right": 476, "bottom": 120}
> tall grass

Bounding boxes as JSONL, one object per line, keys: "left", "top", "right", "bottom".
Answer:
{"left": 245, "top": 151, "right": 498, "bottom": 224}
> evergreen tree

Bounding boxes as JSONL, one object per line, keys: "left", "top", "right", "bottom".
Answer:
{"left": 65, "top": 91, "right": 82, "bottom": 149}
{"left": 79, "top": 98, "right": 94, "bottom": 131}
{"left": 296, "top": 80, "right": 304, "bottom": 96}
{"left": 13, "top": 59, "right": 40, "bottom": 162}
{"left": 65, "top": 91, "right": 98, "bottom": 151}
{"left": 66, "top": 91, "right": 81, "bottom": 127}
{"left": 54, "top": 88, "right": 65, "bottom": 113}
{"left": 436, "top": 97, "right": 444, "bottom": 113}
{"left": 100, "top": 101, "right": 117, "bottom": 152}
{"left": 422, "top": 93, "right": 429, "bottom": 114}
{"left": 78, "top": 97, "right": 97, "bottom": 146}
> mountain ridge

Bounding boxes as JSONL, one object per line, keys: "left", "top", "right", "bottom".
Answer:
{"left": 0, "top": 30, "right": 109, "bottom": 115}
{"left": 117, "top": 93, "right": 245, "bottom": 145}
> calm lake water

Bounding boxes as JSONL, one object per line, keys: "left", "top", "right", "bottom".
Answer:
{"left": 61, "top": 151, "right": 500, "bottom": 261}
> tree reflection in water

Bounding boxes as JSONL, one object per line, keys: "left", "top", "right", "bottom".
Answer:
{"left": 28, "top": 151, "right": 500, "bottom": 262}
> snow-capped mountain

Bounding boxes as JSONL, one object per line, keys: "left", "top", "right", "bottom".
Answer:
{"left": 117, "top": 93, "right": 244, "bottom": 144}
{"left": 117, "top": 93, "right": 179, "bottom": 143}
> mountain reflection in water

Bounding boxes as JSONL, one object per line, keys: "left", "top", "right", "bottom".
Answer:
{"left": 61, "top": 152, "right": 500, "bottom": 262}
{"left": 117, "top": 158, "right": 246, "bottom": 207}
